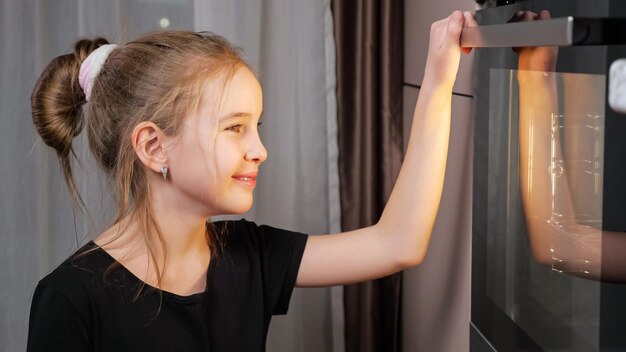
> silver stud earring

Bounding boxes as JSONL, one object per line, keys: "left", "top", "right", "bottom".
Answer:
{"left": 160, "top": 166, "right": 168, "bottom": 180}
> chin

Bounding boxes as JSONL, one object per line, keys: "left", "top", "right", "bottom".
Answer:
{"left": 221, "top": 199, "right": 254, "bottom": 215}
{"left": 227, "top": 207, "right": 251, "bottom": 215}
{"left": 238, "top": 202, "right": 254, "bottom": 214}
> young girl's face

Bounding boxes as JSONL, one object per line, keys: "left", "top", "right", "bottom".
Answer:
{"left": 166, "top": 66, "right": 267, "bottom": 217}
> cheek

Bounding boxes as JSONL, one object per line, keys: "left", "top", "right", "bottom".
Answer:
{"left": 169, "top": 137, "right": 216, "bottom": 188}
{"left": 213, "top": 138, "right": 239, "bottom": 176}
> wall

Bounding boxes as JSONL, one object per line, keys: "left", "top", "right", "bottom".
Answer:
{"left": 402, "top": 1, "right": 477, "bottom": 351}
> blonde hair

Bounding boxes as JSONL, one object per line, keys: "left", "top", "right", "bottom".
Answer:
{"left": 31, "top": 31, "right": 248, "bottom": 295}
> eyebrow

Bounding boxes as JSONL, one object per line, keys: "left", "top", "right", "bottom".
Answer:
{"left": 219, "top": 111, "right": 263, "bottom": 122}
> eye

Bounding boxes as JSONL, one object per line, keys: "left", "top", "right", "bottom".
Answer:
{"left": 226, "top": 124, "right": 243, "bottom": 133}
{"left": 257, "top": 122, "right": 263, "bottom": 128}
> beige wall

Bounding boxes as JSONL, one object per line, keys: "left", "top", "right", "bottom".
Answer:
{"left": 402, "top": 1, "right": 477, "bottom": 351}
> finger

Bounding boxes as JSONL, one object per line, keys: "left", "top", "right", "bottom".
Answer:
{"left": 539, "top": 9, "right": 551, "bottom": 20}
{"left": 445, "top": 10, "right": 464, "bottom": 46}
{"left": 523, "top": 11, "right": 537, "bottom": 21}
{"left": 463, "top": 11, "right": 478, "bottom": 28}
{"left": 460, "top": 11, "right": 476, "bottom": 54}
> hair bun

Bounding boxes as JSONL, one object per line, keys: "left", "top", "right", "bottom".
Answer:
{"left": 31, "top": 37, "right": 110, "bottom": 205}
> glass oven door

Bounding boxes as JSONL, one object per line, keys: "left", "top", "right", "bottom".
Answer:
{"left": 469, "top": 1, "right": 626, "bottom": 351}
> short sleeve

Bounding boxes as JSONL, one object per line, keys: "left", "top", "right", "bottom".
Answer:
{"left": 240, "top": 220, "right": 308, "bottom": 315}
{"left": 27, "top": 281, "right": 92, "bottom": 351}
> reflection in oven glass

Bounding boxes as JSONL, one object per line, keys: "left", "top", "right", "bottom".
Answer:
{"left": 487, "top": 68, "right": 608, "bottom": 351}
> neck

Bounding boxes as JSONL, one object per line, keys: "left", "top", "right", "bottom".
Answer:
{"left": 102, "top": 194, "right": 212, "bottom": 267}
{"left": 146, "top": 182, "right": 212, "bottom": 262}
{"left": 93, "top": 175, "right": 222, "bottom": 294}
{"left": 148, "top": 209, "right": 209, "bottom": 260}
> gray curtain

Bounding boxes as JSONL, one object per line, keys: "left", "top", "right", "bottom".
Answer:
{"left": 0, "top": 1, "right": 341, "bottom": 351}
{"left": 331, "top": 1, "right": 405, "bottom": 351}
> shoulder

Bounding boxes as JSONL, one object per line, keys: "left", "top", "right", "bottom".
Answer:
{"left": 214, "top": 219, "right": 308, "bottom": 315}
{"left": 212, "top": 218, "right": 308, "bottom": 245}
{"left": 212, "top": 217, "right": 308, "bottom": 235}
{"left": 28, "top": 244, "right": 104, "bottom": 350}
{"left": 35, "top": 242, "right": 110, "bottom": 303}
{"left": 209, "top": 219, "right": 308, "bottom": 264}
{"left": 211, "top": 217, "right": 258, "bottom": 233}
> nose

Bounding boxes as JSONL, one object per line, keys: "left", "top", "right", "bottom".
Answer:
{"left": 245, "top": 138, "right": 268, "bottom": 164}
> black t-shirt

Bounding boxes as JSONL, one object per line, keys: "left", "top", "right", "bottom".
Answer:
{"left": 26, "top": 219, "right": 309, "bottom": 352}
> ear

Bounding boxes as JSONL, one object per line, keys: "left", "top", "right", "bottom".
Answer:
{"left": 132, "top": 122, "right": 169, "bottom": 176}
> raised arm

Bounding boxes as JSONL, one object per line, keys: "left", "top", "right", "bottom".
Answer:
{"left": 296, "top": 11, "right": 476, "bottom": 287}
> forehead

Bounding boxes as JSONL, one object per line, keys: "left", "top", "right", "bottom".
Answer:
{"left": 205, "top": 66, "right": 263, "bottom": 120}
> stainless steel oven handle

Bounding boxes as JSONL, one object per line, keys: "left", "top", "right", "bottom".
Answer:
{"left": 461, "top": 17, "right": 626, "bottom": 48}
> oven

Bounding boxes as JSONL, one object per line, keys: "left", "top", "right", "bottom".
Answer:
{"left": 467, "top": 0, "right": 626, "bottom": 350}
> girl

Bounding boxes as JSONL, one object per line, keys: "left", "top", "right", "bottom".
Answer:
{"left": 27, "top": 11, "right": 476, "bottom": 351}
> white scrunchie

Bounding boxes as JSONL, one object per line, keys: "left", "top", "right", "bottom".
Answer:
{"left": 78, "top": 44, "right": 118, "bottom": 101}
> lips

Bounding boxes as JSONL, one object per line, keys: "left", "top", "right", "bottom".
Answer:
{"left": 232, "top": 172, "right": 258, "bottom": 187}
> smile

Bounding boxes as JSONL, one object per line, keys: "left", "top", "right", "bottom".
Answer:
{"left": 232, "top": 176, "right": 257, "bottom": 187}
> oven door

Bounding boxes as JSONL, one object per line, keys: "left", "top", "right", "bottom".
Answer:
{"left": 469, "top": 1, "right": 626, "bottom": 351}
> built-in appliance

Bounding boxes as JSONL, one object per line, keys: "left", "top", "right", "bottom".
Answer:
{"left": 468, "top": 0, "right": 626, "bottom": 350}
